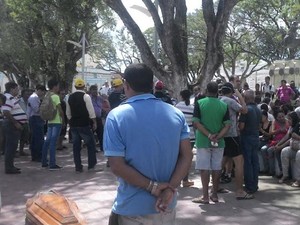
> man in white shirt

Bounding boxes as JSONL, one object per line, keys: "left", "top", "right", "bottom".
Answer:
{"left": 99, "top": 81, "right": 110, "bottom": 97}
{"left": 2, "top": 82, "right": 27, "bottom": 174}
{"left": 262, "top": 76, "right": 275, "bottom": 98}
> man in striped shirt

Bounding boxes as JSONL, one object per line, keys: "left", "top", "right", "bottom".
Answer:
{"left": 2, "top": 82, "right": 27, "bottom": 174}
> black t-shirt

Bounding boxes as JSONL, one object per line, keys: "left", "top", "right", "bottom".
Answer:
{"left": 292, "top": 122, "right": 300, "bottom": 135}
{"left": 154, "top": 91, "right": 173, "bottom": 105}
{"left": 108, "top": 90, "right": 126, "bottom": 109}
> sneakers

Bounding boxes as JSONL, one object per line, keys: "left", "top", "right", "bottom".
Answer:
{"left": 49, "top": 165, "right": 63, "bottom": 171}
{"left": 278, "top": 176, "right": 288, "bottom": 184}
{"left": 5, "top": 168, "right": 21, "bottom": 174}
{"left": 14, "top": 166, "right": 21, "bottom": 171}
{"left": 76, "top": 167, "right": 83, "bottom": 173}
{"left": 42, "top": 164, "right": 49, "bottom": 168}
{"left": 88, "top": 166, "right": 103, "bottom": 172}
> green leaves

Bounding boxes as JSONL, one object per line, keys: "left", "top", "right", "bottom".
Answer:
{"left": 0, "top": 0, "right": 116, "bottom": 88}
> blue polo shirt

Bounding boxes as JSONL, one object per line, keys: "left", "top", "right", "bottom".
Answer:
{"left": 104, "top": 93, "right": 189, "bottom": 216}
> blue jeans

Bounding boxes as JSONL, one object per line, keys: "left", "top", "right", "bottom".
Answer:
{"left": 71, "top": 126, "right": 97, "bottom": 170}
{"left": 260, "top": 145, "right": 282, "bottom": 174}
{"left": 241, "top": 134, "right": 260, "bottom": 192}
{"left": 42, "top": 124, "right": 62, "bottom": 167}
{"left": 29, "top": 116, "right": 45, "bottom": 161}
{"left": 3, "top": 120, "right": 21, "bottom": 170}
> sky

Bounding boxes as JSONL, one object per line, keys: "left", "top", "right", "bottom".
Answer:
{"left": 121, "top": 0, "right": 201, "bottom": 31}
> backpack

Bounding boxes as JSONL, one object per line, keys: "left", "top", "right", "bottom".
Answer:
{"left": 40, "top": 92, "right": 57, "bottom": 121}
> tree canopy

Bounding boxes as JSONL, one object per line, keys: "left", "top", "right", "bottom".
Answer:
{"left": 2, "top": 0, "right": 300, "bottom": 94}
{"left": 0, "top": 0, "right": 115, "bottom": 88}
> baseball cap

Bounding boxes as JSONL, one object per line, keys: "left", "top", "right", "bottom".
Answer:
{"left": 74, "top": 78, "right": 85, "bottom": 88}
{"left": 155, "top": 80, "right": 164, "bottom": 90}
{"left": 112, "top": 78, "right": 123, "bottom": 87}
{"left": 221, "top": 82, "right": 234, "bottom": 92}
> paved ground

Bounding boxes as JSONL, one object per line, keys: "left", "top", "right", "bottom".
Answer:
{"left": 0, "top": 142, "right": 300, "bottom": 225}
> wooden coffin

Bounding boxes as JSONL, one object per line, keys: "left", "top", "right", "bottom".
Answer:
{"left": 25, "top": 190, "right": 86, "bottom": 225}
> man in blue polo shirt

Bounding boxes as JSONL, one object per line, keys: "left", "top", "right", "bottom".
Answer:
{"left": 104, "top": 63, "right": 193, "bottom": 225}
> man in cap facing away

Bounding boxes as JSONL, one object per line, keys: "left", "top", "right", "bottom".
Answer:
{"left": 154, "top": 80, "right": 173, "bottom": 105}
{"left": 220, "top": 83, "right": 253, "bottom": 200}
{"left": 66, "top": 78, "right": 98, "bottom": 173}
{"left": 108, "top": 78, "right": 126, "bottom": 109}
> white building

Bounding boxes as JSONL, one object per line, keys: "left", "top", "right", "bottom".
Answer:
{"left": 73, "top": 54, "right": 118, "bottom": 92}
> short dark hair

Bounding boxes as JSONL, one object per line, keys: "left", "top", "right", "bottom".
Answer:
{"left": 89, "top": 85, "right": 98, "bottom": 91}
{"left": 262, "top": 97, "right": 271, "bottom": 104}
{"left": 124, "top": 63, "right": 153, "bottom": 93}
{"left": 21, "top": 89, "right": 32, "bottom": 97}
{"left": 5, "top": 81, "right": 18, "bottom": 93}
{"left": 0, "top": 93, "right": 6, "bottom": 104}
{"left": 255, "top": 95, "right": 261, "bottom": 104}
{"left": 260, "top": 103, "right": 269, "bottom": 112}
{"left": 229, "top": 76, "right": 235, "bottom": 82}
{"left": 180, "top": 89, "right": 191, "bottom": 106}
{"left": 281, "top": 79, "right": 287, "bottom": 84}
{"left": 288, "top": 111, "right": 299, "bottom": 127}
{"left": 261, "top": 109, "right": 268, "bottom": 118}
{"left": 273, "top": 109, "right": 285, "bottom": 120}
{"left": 47, "top": 79, "right": 59, "bottom": 90}
{"left": 36, "top": 84, "right": 46, "bottom": 91}
{"left": 206, "top": 82, "right": 219, "bottom": 95}
{"left": 221, "top": 88, "right": 231, "bottom": 95}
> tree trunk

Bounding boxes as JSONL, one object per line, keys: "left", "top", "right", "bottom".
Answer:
{"left": 198, "top": 0, "right": 239, "bottom": 92}
{"left": 104, "top": 0, "right": 188, "bottom": 99}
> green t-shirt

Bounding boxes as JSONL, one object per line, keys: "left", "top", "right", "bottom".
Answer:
{"left": 48, "top": 94, "right": 62, "bottom": 124}
{"left": 192, "top": 97, "right": 230, "bottom": 148}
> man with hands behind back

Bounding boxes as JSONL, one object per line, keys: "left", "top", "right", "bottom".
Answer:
{"left": 104, "top": 63, "right": 193, "bottom": 225}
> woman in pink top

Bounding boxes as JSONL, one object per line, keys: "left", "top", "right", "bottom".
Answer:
{"left": 260, "top": 110, "right": 290, "bottom": 175}
{"left": 276, "top": 80, "right": 295, "bottom": 105}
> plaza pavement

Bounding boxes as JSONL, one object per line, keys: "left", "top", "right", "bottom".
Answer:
{"left": 0, "top": 142, "right": 299, "bottom": 225}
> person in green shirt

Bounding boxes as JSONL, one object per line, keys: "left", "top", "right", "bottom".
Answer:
{"left": 41, "top": 79, "right": 65, "bottom": 170}
{"left": 192, "top": 82, "right": 231, "bottom": 204}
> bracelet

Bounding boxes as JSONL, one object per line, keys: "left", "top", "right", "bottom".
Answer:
{"left": 151, "top": 182, "right": 159, "bottom": 195}
{"left": 208, "top": 133, "right": 212, "bottom": 138}
{"left": 167, "top": 185, "right": 177, "bottom": 194}
{"left": 146, "top": 180, "right": 153, "bottom": 192}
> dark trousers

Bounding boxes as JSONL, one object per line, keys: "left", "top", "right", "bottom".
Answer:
{"left": 3, "top": 120, "right": 21, "bottom": 170}
{"left": 0, "top": 121, "right": 5, "bottom": 154}
{"left": 95, "top": 117, "right": 104, "bottom": 150}
{"left": 241, "top": 134, "right": 260, "bottom": 192}
{"left": 29, "top": 116, "right": 45, "bottom": 161}
{"left": 71, "top": 126, "right": 97, "bottom": 170}
{"left": 108, "top": 212, "right": 119, "bottom": 225}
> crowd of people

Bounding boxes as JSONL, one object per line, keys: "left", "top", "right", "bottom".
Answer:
{"left": 0, "top": 76, "right": 122, "bottom": 173}
{"left": 1, "top": 64, "right": 300, "bottom": 224}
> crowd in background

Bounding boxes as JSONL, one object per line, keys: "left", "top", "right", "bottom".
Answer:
{"left": 0, "top": 73, "right": 299, "bottom": 193}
